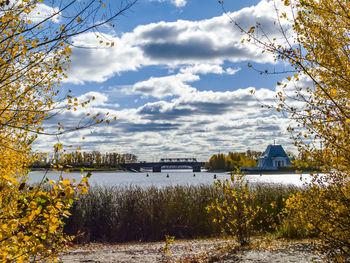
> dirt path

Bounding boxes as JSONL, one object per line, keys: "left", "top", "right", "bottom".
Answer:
{"left": 58, "top": 238, "right": 322, "bottom": 263}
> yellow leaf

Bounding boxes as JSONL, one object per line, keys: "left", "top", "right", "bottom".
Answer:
{"left": 65, "top": 46, "right": 72, "bottom": 54}
{"left": 61, "top": 179, "right": 70, "bottom": 185}
{"left": 81, "top": 177, "right": 88, "bottom": 184}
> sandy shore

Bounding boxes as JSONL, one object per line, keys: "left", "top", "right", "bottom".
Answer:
{"left": 58, "top": 238, "right": 322, "bottom": 263}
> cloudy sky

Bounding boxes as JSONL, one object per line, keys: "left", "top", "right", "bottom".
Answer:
{"left": 34, "top": 0, "right": 298, "bottom": 161}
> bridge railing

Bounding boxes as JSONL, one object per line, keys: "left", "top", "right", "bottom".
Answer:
{"left": 160, "top": 158, "right": 197, "bottom": 162}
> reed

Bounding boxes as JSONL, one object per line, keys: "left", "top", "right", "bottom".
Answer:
{"left": 253, "top": 183, "right": 300, "bottom": 233}
{"left": 64, "top": 183, "right": 299, "bottom": 243}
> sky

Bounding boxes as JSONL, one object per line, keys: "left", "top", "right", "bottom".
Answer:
{"left": 33, "top": 0, "right": 301, "bottom": 162}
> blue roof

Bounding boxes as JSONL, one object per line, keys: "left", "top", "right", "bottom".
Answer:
{"left": 263, "top": 145, "right": 289, "bottom": 158}
{"left": 258, "top": 145, "right": 292, "bottom": 169}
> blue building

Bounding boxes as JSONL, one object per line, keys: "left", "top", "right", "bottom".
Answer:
{"left": 258, "top": 145, "right": 292, "bottom": 170}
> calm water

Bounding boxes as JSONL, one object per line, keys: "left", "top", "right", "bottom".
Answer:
{"left": 28, "top": 170, "right": 312, "bottom": 188}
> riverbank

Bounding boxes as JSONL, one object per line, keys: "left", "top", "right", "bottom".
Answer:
{"left": 56, "top": 181, "right": 324, "bottom": 262}
{"left": 241, "top": 168, "right": 321, "bottom": 175}
{"left": 29, "top": 167, "right": 126, "bottom": 172}
{"left": 58, "top": 237, "right": 322, "bottom": 262}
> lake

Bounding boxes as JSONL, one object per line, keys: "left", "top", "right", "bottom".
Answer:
{"left": 28, "top": 170, "right": 312, "bottom": 188}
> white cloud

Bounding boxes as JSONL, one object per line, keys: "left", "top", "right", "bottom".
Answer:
{"left": 128, "top": 64, "right": 241, "bottom": 99}
{"left": 150, "top": 0, "right": 187, "bottom": 7}
{"left": 226, "top": 67, "right": 241, "bottom": 75}
{"left": 171, "top": 0, "right": 186, "bottom": 7}
{"left": 178, "top": 64, "right": 241, "bottom": 76}
{"left": 34, "top": 83, "right": 294, "bottom": 160}
{"left": 33, "top": 0, "right": 298, "bottom": 159}
{"left": 10, "top": 0, "right": 61, "bottom": 23}
{"left": 66, "top": 32, "right": 145, "bottom": 84}
{"left": 76, "top": 91, "right": 109, "bottom": 107}
{"left": 31, "top": 3, "right": 60, "bottom": 23}
{"left": 132, "top": 73, "right": 198, "bottom": 98}
{"left": 65, "top": 0, "right": 287, "bottom": 84}
{"left": 180, "top": 64, "right": 228, "bottom": 75}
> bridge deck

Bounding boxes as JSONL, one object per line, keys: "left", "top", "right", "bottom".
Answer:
{"left": 121, "top": 161, "right": 205, "bottom": 172}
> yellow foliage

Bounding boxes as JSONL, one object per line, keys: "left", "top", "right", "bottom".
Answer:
{"left": 0, "top": 0, "right": 132, "bottom": 260}
{"left": 206, "top": 172, "right": 262, "bottom": 245}
{"left": 205, "top": 152, "right": 258, "bottom": 171}
{"left": 223, "top": 0, "right": 350, "bottom": 258}
{"left": 281, "top": 178, "right": 349, "bottom": 261}
{"left": 277, "top": 0, "right": 350, "bottom": 260}
{"left": 235, "top": 0, "right": 350, "bottom": 260}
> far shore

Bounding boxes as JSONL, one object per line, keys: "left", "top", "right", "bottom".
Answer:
{"left": 28, "top": 167, "right": 127, "bottom": 172}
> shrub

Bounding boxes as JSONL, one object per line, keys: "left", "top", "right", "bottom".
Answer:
{"left": 206, "top": 172, "right": 262, "bottom": 246}
{"left": 282, "top": 175, "right": 350, "bottom": 262}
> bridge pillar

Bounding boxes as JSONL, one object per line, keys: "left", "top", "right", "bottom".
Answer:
{"left": 153, "top": 166, "right": 161, "bottom": 172}
{"left": 193, "top": 166, "right": 201, "bottom": 172}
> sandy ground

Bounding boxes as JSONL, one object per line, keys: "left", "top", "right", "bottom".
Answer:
{"left": 58, "top": 238, "right": 323, "bottom": 263}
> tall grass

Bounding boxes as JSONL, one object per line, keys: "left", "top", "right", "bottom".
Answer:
{"left": 64, "top": 184, "right": 299, "bottom": 243}
{"left": 253, "top": 184, "right": 300, "bottom": 233}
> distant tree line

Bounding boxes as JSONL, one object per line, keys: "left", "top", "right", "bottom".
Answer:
{"left": 31, "top": 151, "right": 138, "bottom": 168}
{"left": 205, "top": 151, "right": 262, "bottom": 171}
{"left": 291, "top": 150, "right": 323, "bottom": 170}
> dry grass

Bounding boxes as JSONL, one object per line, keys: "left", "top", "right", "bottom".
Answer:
{"left": 63, "top": 184, "right": 300, "bottom": 243}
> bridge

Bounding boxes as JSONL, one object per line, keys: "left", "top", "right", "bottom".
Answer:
{"left": 120, "top": 158, "right": 205, "bottom": 172}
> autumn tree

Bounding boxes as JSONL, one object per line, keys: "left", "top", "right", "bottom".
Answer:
{"left": 0, "top": 0, "right": 136, "bottom": 261}
{"left": 205, "top": 152, "right": 257, "bottom": 171}
{"left": 221, "top": 0, "right": 350, "bottom": 261}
